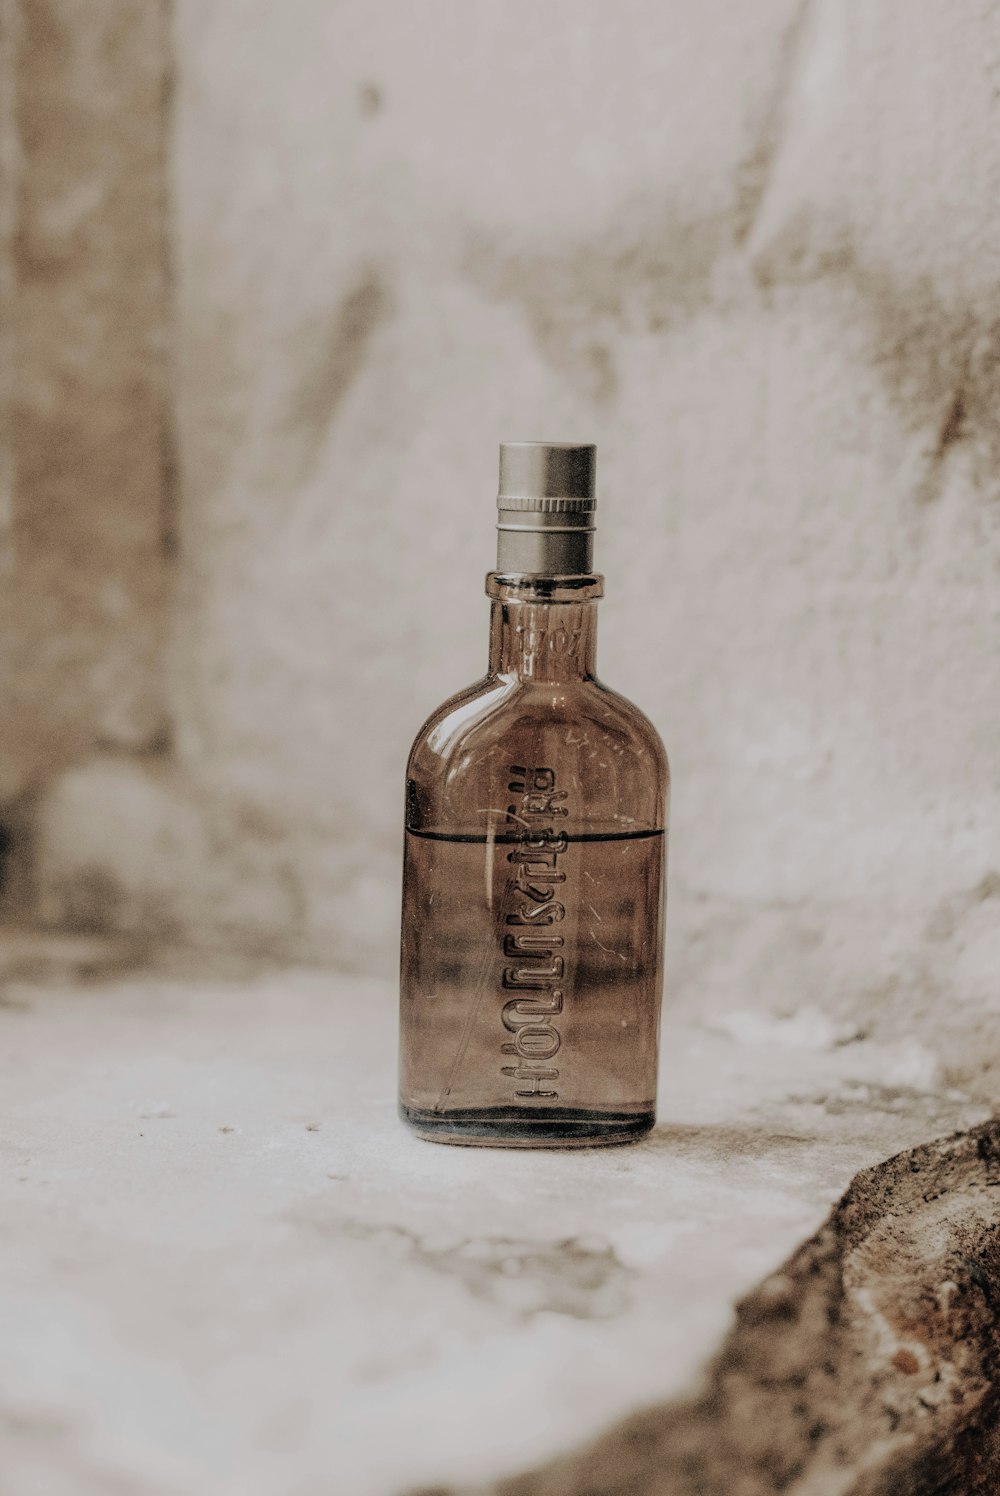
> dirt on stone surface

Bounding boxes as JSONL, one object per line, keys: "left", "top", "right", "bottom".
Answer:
{"left": 444, "top": 1121, "right": 1000, "bottom": 1496}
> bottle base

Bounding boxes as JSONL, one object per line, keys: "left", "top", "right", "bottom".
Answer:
{"left": 398, "top": 1102, "right": 655, "bottom": 1149}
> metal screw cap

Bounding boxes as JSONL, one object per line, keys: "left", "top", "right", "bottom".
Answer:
{"left": 496, "top": 442, "right": 597, "bottom": 574}
{"left": 499, "top": 442, "right": 596, "bottom": 505}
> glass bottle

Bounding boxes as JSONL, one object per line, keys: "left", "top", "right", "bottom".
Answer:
{"left": 399, "top": 443, "right": 668, "bottom": 1147}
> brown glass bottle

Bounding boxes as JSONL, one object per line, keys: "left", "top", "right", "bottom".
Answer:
{"left": 399, "top": 443, "right": 668, "bottom": 1147}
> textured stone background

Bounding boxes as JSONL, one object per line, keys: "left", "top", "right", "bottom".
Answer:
{"left": 4, "top": 7, "right": 1000, "bottom": 1491}
{"left": 11, "top": 1, "right": 1000, "bottom": 1059}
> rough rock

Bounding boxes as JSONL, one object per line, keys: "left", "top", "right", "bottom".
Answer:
{"left": 469, "top": 1122, "right": 1000, "bottom": 1496}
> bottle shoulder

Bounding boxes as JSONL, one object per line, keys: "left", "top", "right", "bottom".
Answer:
{"left": 406, "top": 674, "right": 668, "bottom": 835}
{"left": 408, "top": 675, "right": 666, "bottom": 763}
{"left": 406, "top": 674, "right": 521, "bottom": 771}
{"left": 588, "top": 678, "right": 670, "bottom": 780}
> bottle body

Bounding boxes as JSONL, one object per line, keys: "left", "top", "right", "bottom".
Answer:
{"left": 398, "top": 574, "right": 668, "bottom": 1147}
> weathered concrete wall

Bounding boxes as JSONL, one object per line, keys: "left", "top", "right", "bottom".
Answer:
{"left": 33, "top": 2, "right": 1000, "bottom": 1075}
{"left": 0, "top": 0, "right": 170, "bottom": 816}
{"left": 0, "top": 0, "right": 16, "bottom": 762}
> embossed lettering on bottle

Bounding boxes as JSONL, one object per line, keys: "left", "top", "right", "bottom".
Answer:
{"left": 501, "top": 766, "right": 568, "bottom": 1098}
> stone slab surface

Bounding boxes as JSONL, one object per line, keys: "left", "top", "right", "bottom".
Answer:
{"left": 0, "top": 954, "right": 986, "bottom": 1496}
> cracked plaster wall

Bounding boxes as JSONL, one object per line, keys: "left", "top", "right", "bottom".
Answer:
{"left": 29, "top": 2, "right": 1000, "bottom": 1071}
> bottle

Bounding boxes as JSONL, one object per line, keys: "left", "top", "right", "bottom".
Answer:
{"left": 398, "top": 442, "right": 668, "bottom": 1147}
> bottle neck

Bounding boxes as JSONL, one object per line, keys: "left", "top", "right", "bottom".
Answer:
{"left": 486, "top": 573, "right": 603, "bottom": 683}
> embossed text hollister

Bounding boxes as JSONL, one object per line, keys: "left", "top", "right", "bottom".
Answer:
{"left": 500, "top": 765, "right": 569, "bottom": 1099}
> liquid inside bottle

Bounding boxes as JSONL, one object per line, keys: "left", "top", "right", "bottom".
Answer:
{"left": 398, "top": 443, "right": 668, "bottom": 1147}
